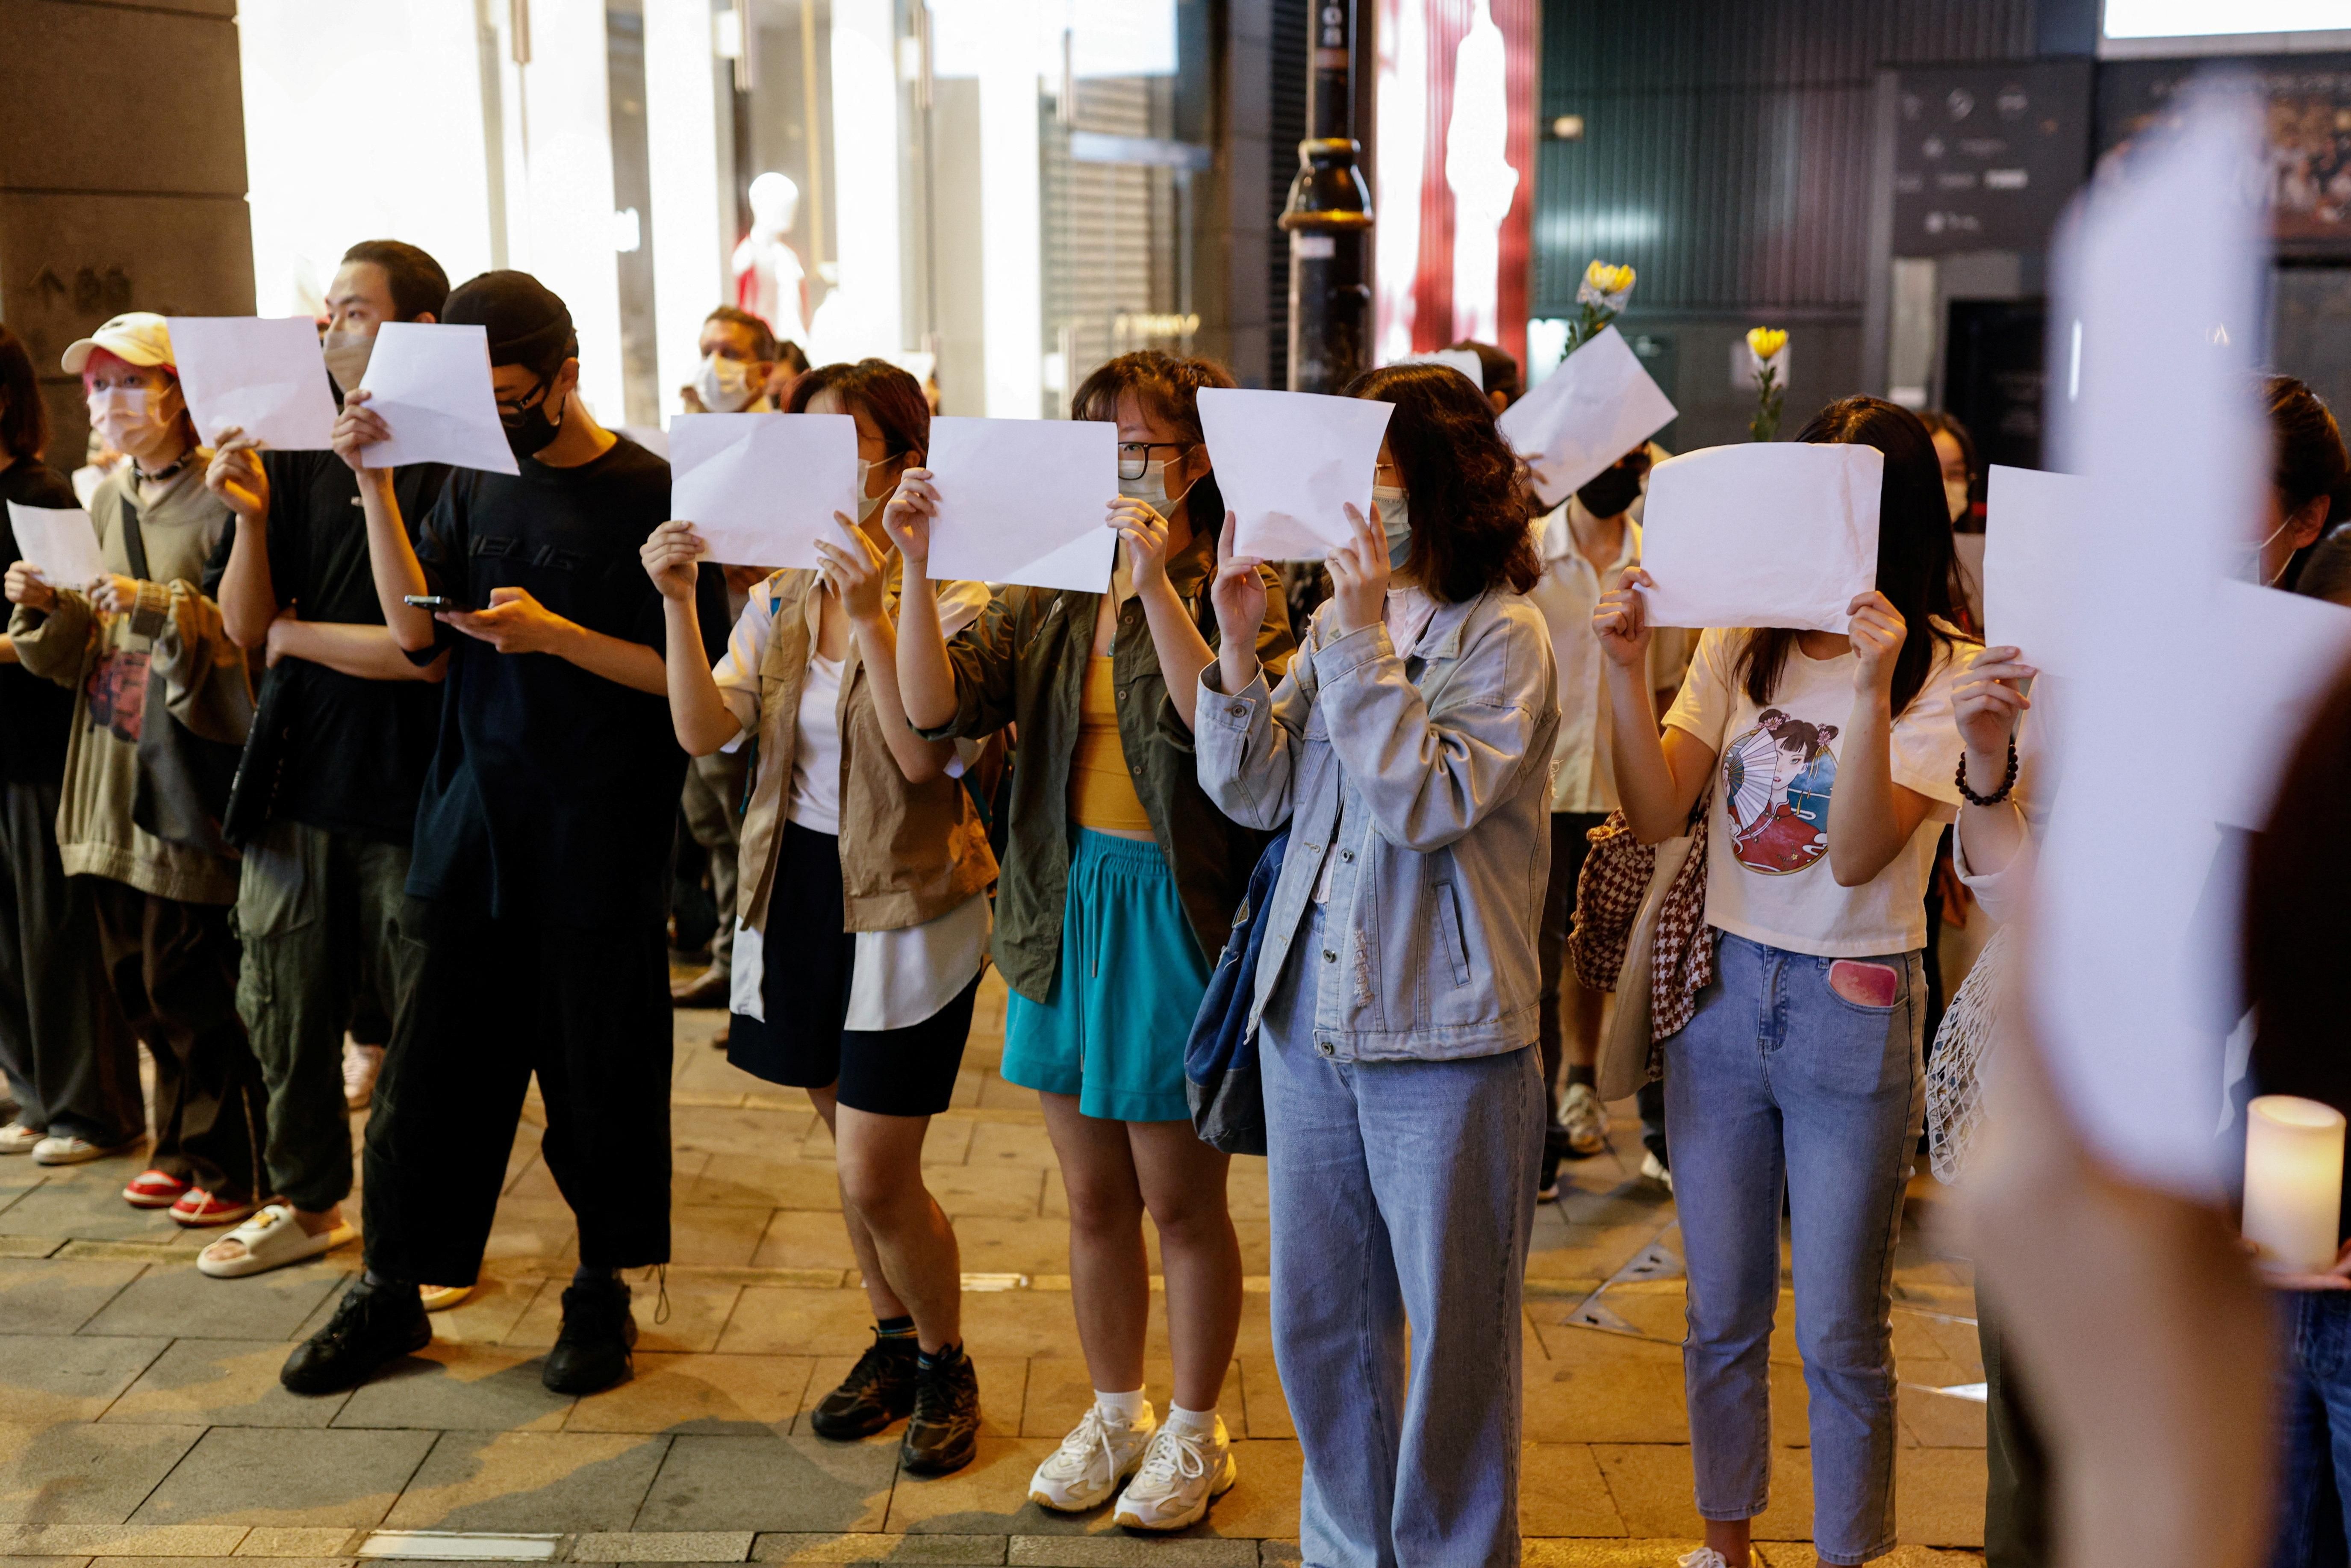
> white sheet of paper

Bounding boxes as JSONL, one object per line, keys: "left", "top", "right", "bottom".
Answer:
{"left": 2206, "top": 580, "right": 2351, "bottom": 831}
{"left": 354, "top": 322, "right": 519, "bottom": 475}
{"left": 1393, "top": 349, "right": 1487, "bottom": 389}
{"left": 924, "top": 417, "right": 1118, "bottom": 592}
{"left": 1635, "top": 443, "right": 1882, "bottom": 632}
{"left": 1496, "top": 326, "right": 1678, "bottom": 509}
{"left": 5, "top": 503, "right": 105, "bottom": 588}
{"left": 670, "top": 413, "right": 857, "bottom": 570}
{"left": 1198, "top": 388, "right": 1393, "bottom": 560}
{"left": 2031, "top": 91, "right": 2267, "bottom": 1198}
{"left": 1982, "top": 465, "right": 2089, "bottom": 672}
{"left": 168, "top": 316, "right": 339, "bottom": 451}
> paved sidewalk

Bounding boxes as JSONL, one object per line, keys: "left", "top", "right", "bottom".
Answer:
{"left": 0, "top": 973, "right": 1986, "bottom": 1565}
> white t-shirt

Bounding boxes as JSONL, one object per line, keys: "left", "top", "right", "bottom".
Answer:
{"left": 786, "top": 652, "right": 845, "bottom": 834}
{"left": 1662, "top": 625, "right": 1972, "bottom": 957}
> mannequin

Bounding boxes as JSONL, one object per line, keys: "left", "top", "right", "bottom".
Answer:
{"left": 1444, "top": 0, "right": 1516, "bottom": 346}
{"left": 732, "top": 172, "right": 811, "bottom": 350}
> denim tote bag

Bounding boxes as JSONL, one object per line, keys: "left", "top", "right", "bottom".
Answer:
{"left": 1184, "top": 828, "right": 1288, "bottom": 1156}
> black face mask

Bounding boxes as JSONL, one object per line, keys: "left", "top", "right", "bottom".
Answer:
{"left": 1576, "top": 463, "right": 1644, "bottom": 519}
{"left": 501, "top": 378, "right": 563, "bottom": 462}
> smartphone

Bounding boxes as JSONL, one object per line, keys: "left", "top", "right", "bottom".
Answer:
{"left": 403, "top": 594, "right": 477, "bottom": 614}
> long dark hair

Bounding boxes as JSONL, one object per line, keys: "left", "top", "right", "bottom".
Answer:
{"left": 0, "top": 325, "right": 47, "bottom": 461}
{"left": 1733, "top": 396, "right": 1963, "bottom": 719}
{"left": 789, "top": 358, "right": 929, "bottom": 459}
{"left": 1341, "top": 362, "right": 1540, "bottom": 603}
{"left": 1072, "top": 350, "right": 1237, "bottom": 544}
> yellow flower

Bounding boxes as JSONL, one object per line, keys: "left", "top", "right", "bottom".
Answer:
{"left": 1746, "top": 327, "right": 1788, "bottom": 361}
{"left": 1583, "top": 260, "right": 1636, "bottom": 297}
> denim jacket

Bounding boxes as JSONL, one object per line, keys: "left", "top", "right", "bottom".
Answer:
{"left": 1195, "top": 588, "right": 1558, "bottom": 1062}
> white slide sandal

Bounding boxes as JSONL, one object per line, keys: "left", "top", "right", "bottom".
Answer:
{"left": 197, "top": 1203, "right": 356, "bottom": 1278}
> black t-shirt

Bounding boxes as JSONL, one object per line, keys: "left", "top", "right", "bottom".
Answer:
{"left": 0, "top": 458, "right": 81, "bottom": 787}
{"left": 203, "top": 451, "right": 451, "bottom": 843}
{"left": 406, "top": 435, "right": 729, "bottom": 927}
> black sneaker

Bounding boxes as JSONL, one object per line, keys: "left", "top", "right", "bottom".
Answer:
{"left": 280, "top": 1277, "right": 432, "bottom": 1394}
{"left": 810, "top": 1331, "right": 920, "bottom": 1439}
{"left": 542, "top": 1278, "right": 638, "bottom": 1394}
{"left": 899, "top": 1344, "right": 980, "bottom": 1476}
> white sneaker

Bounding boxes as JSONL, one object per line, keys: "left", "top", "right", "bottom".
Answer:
{"left": 1676, "top": 1551, "right": 1730, "bottom": 1568}
{"left": 343, "top": 1043, "right": 384, "bottom": 1111}
{"left": 1112, "top": 1415, "right": 1237, "bottom": 1531}
{"left": 1028, "top": 1401, "right": 1156, "bottom": 1512}
{"left": 1560, "top": 1082, "right": 1609, "bottom": 1157}
{"left": 1641, "top": 1151, "right": 1674, "bottom": 1193}
{"left": 33, "top": 1133, "right": 138, "bottom": 1165}
{"left": 0, "top": 1122, "right": 40, "bottom": 1155}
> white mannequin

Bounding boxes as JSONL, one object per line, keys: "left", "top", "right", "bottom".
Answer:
{"left": 1444, "top": 0, "right": 1516, "bottom": 345}
{"left": 732, "top": 171, "right": 811, "bottom": 349}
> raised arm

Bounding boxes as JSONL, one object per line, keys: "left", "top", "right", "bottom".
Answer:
{"left": 813, "top": 515, "right": 960, "bottom": 782}
{"left": 642, "top": 521, "right": 742, "bottom": 753}
{"left": 332, "top": 392, "right": 437, "bottom": 651}
{"left": 205, "top": 432, "right": 280, "bottom": 648}
{"left": 1594, "top": 567, "right": 1714, "bottom": 843}
{"left": 1826, "top": 591, "right": 1940, "bottom": 888}
{"left": 1950, "top": 642, "right": 2036, "bottom": 907}
{"left": 880, "top": 470, "right": 963, "bottom": 732}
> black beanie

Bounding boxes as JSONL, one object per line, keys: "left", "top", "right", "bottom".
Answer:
{"left": 442, "top": 270, "right": 575, "bottom": 374}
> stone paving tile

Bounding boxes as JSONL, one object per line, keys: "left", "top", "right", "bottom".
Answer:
{"left": 931, "top": 1219, "right": 1078, "bottom": 1279}
{"left": 1897, "top": 1382, "right": 1986, "bottom": 1450}
{"left": 1755, "top": 1546, "right": 1985, "bottom": 1567}
{"left": 103, "top": 1339, "right": 351, "bottom": 1428}
{"left": 879, "top": 1437, "right": 1089, "bottom": 1538}
{"left": 1517, "top": 1445, "right": 1627, "bottom": 1537}
{"left": 1516, "top": 1545, "right": 1710, "bottom": 1568}
{"left": 665, "top": 1208, "right": 775, "bottom": 1270}
{"left": 414, "top": 1271, "right": 550, "bottom": 1348}
{"left": 683, "top": 1160, "right": 844, "bottom": 1212}
{"left": 632, "top": 1434, "right": 896, "bottom": 1533}
{"left": 918, "top": 1169, "right": 1046, "bottom": 1221}
{"left": 1008, "top": 1539, "right": 1256, "bottom": 1566}
{"left": 719, "top": 1290, "right": 894, "bottom": 1356}
{"left": 1893, "top": 1448, "right": 1986, "bottom": 1548}
{"left": 1521, "top": 1337, "right": 1687, "bottom": 1444}
{"left": 332, "top": 1346, "right": 574, "bottom": 1432}
{"left": 672, "top": 1108, "right": 822, "bottom": 1161}
{"left": 1015, "top": 1359, "right": 1240, "bottom": 1441}
{"left": 0, "top": 1333, "right": 168, "bottom": 1422}
{"left": 750, "top": 1213, "right": 860, "bottom": 1272}
{"left": 563, "top": 1354, "right": 817, "bottom": 1436}
{"left": 750, "top": 1533, "right": 1006, "bottom": 1563}
{"left": 233, "top": 1526, "right": 364, "bottom": 1555}
{"left": 1233, "top": 1360, "right": 1290, "bottom": 1441}
{"left": 479, "top": 1201, "right": 586, "bottom": 1265}
{"left": 1588, "top": 1443, "right": 1815, "bottom": 1543}
{"left": 572, "top": 1530, "right": 756, "bottom": 1561}
{"left": 128, "top": 1427, "right": 438, "bottom": 1529}
{"left": 4, "top": 1522, "right": 251, "bottom": 1555}
{"left": 916, "top": 1122, "right": 977, "bottom": 1167}
{"left": 962, "top": 1125, "right": 1058, "bottom": 1171}
{"left": 0, "top": 1183, "right": 193, "bottom": 1245}
{"left": 80, "top": 1267, "right": 348, "bottom": 1343}
{"left": 504, "top": 1280, "right": 742, "bottom": 1356}
{"left": 382, "top": 1431, "right": 671, "bottom": 1533}
{"left": 0, "top": 1424, "right": 198, "bottom": 1524}
{"left": 0, "top": 1258, "right": 146, "bottom": 1332}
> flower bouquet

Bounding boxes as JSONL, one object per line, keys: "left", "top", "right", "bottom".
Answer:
{"left": 1567, "top": 261, "right": 1637, "bottom": 354}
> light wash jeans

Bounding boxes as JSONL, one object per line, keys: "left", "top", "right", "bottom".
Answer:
{"left": 1666, "top": 930, "right": 1925, "bottom": 1568}
{"left": 1261, "top": 907, "right": 1545, "bottom": 1568}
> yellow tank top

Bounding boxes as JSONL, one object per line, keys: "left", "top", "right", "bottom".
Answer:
{"left": 1067, "top": 655, "right": 1153, "bottom": 834}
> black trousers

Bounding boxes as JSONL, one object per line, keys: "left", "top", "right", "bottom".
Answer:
{"left": 0, "top": 782, "right": 143, "bottom": 1146}
{"left": 1980, "top": 1287, "right": 2052, "bottom": 1568}
{"left": 362, "top": 898, "right": 674, "bottom": 1285}
{"left": 90, "top": 878, "right": 265, "bottom": 1197}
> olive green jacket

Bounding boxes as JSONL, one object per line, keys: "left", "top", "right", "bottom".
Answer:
{"left": 920, "top": 531, "right": 1294, "bottom": 1003}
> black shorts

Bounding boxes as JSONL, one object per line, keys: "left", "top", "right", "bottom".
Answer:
{"left": 726, "top": 822, "right": 978, "bottom": 1117}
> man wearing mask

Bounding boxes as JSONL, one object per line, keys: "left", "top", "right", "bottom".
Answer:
{"left": 280, "top": 271, "right": 729, "bottom": 1398}
{"left": 191, "top": 240, "right": 456, "bottom": 1281}
{"left": 3, "top": 313, "right": 267, "bottom": 1223}
{"left": 678, "top": 306, "right": 780, "bottom": 414}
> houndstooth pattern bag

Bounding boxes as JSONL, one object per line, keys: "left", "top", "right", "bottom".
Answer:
{"left": 1568, "top": 793, "right": 1716, "bottom": 1098}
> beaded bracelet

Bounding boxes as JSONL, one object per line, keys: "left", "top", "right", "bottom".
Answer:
{"left": 1954, "top": 736, "right": 2019, "bottom": 807}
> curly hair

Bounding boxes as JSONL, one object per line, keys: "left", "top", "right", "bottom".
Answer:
{"left": 1341, "top": 362, "right": 1540, "bottom": 602}
{"left": 787, "top": 358, "right": 929, "bottom": 459}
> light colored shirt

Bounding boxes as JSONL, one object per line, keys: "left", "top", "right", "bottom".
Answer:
{"left": 1526, "top": 503, "right": 1638, "bottom": 813}
{"left": 786, "top": 651, "right": 845, "bottom": 834}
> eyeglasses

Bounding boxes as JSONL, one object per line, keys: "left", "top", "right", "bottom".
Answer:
{"left": 1117, "top": 441, "right": 1193, "bottom": 482}
{"left": 496, "top": 377, "right": 552, "bottom": 424}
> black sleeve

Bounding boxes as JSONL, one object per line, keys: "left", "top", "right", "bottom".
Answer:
{"left": 200, "top": 501, "right": 237, "bottom": 597}
{"left": 695, "top": 563, "right": 731, "bottom": 664}
{"left": 402, "top": 476, "right": 467, "bottom": 665}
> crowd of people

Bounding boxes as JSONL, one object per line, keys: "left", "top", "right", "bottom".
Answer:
{"left": 0, "top": 231, "right": 2347, "bottom": 1568}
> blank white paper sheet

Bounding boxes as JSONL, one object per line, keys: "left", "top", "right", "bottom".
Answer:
{"left": 1199, "top": 388, "right": 1392, "bottom": 561}
{"left": 354, "top": 323, "right": 519, "bottom": 476}
{"left": 671, "top": 413, "right": 858, "bottom": 571}
{"left": 1636, "top": 443, "right": 1882, "bottom": 633}
{"left": 1497, "top": 326, "right": 1678, "bottom": 510}
{"left": 1982, "top": 465, "right": 2089, "bottom": 674}
{"left": 925, "top": 418, "right": 1118, "bottom": 593}
{"left": 5, "top": 503, "right": 105, "bottom": 588}
{"left": 170, "top": 316, "right": 339, "bottom": 451}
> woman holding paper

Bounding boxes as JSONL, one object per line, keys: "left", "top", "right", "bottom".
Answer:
{"left": 642, "top": 359, "right": 993, "bottom": 1479}
{"left": 890, "top": 351, "right": 1292, "bottom": 1531}
{"left": 1594, "top": 396, "right": 1974, "bottom": 1568}
{"left": 1191, "top": 363, "right": 1556, "bottom": 1568}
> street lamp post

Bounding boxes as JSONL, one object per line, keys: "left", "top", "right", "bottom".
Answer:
{"left": 1281, "top": 0, "right": 1372, "bottom": 394}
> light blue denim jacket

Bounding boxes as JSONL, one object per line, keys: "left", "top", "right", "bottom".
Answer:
{"left": 1195, "top": 588, "right": 1558, "bottom": 1062}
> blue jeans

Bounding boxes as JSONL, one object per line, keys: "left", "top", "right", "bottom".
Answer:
{"left": 2271, "top": 1288, "right": 2351, "bottom": 1568}
{"left": 1666, "top": 931, "right": 1924, "bottom": 1567}
{"left": 1261, "top": 908, "right": 1545, "bottom": 1568}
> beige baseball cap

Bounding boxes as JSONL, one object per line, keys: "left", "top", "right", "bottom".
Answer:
{"left": 60, "top": 312, "right": 175, "bottom": 375}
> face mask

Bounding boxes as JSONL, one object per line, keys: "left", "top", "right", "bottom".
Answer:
{"left": 321, "top": 331, "right": 374, "bottom": 394}
{"left": 1117, "top": 457, "right": 1194, "bottom": 514}
{"left": 501, "top": 379, "right": 563, "bottom": 463}
{"left": 1575, "top": 465, "right": 1644, "bottom": 520}
{"left": 2242, "top": 513, "right": 2296, "bottom": 587}
{"left": 1372, "top": 484, "right": 1412, "bottom": 570}
{"left": 88, "top": 383, "right": 182, "bottom": 466}
{"left": 855, "top": 458, "right": 890, "bottom": 523}
{"left": 694, "top": 354, "right": 756, "bottom": 413}
{"left": 1944, "top": 479, "right": 1970, "bottom": 524}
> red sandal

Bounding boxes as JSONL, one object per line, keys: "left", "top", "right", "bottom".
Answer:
{"left": 122, "top": 1168, "right": 190, "bottom": 1209}
{"left": 169, "top": 1188, "right": 262, "bottom": 1228}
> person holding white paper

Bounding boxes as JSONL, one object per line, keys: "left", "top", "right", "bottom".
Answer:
{"left": 893, "top": 351, "right": 1292, "bottom": 1531}
{"left": 191, "top": 239, "right": 456, "bottom": 1283}
{"left": 1594, "top": 396, "right": 1977, "bottom": 1568}
{"left": 1193, "top": 361, "right": 1556, "bottom": 1568}
{"left": 4, "top": 312, "right": 268, "bottom": 1223}
{"left": 642, "top": 359, "right": 992, "bottom": 1477}
{"left": 0, "top": 325, "right": 143, "bottom": 1170}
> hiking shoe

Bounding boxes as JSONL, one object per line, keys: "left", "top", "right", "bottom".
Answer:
{"left": 1113, "top": 1415, "right": 1237, "bottom": 1530}
{"left": 280, "top": 1277, "right": 431, "bottom": 1394}
{"left": 899, "top": 1344, "right": 980, "bottom": 1476}
{"left": 1028, "top": 1400, "right": 1156, "bottom": 1511}
{"left": 542, "top": 1278, "right": 637, "bottom": 1394}
{"left": 810, "top": 1330, "right": 919, "bottom": 1439}
{"left": 1560, "top": 1082, "right": 1609, "bottom": 1158}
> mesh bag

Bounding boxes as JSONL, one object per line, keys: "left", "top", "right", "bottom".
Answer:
{"left": 1925, "top": 920, "right": 2011, "bottom": 1185}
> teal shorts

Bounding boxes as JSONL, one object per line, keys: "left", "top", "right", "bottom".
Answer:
{"left": 1002, "top": 829, "right": 1209, "bottom": 1124}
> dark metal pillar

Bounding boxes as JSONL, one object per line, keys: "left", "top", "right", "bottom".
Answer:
{"left": 1280, "top": 0, "right": 1372, "bottom": 394}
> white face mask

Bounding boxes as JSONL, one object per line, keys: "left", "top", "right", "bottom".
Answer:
{"left": 854, "top": 457, "right": 890, "bottom": 523}
{"left": 2243, "top": 513, "right": 2297, "bottom": 587}
{"left": 694, "top": 353, "right": 757, "bottom": 413}
{"left": 1372, "top": 484, "right": 1412, "bottom": 569}
{"left": 1117, "top": 457, "right": 1193, "bottom": 514}
{"left": 88, "top": 382, "right": 183, "bottom": 467}
{"left": 321, "top": 330, "right": 374, "bottom": 393}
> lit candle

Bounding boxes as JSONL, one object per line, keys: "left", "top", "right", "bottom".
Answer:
{"left": 2244, "top": 1094, "right": 2347, "bottom": 1274}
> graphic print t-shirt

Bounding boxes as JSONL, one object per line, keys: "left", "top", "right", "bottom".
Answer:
{"left": 1662, "top": 626, "right": 1970, "bottom": 957}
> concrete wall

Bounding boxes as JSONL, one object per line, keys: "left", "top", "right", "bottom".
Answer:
{"left": 0, "top": 0, "right": 253, "bottom": 480}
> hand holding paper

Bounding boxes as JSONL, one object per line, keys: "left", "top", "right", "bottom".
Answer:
{"left": 170, "top": 317, "right": 339, "bottom": 451}
{"left": 1635, "top": 443, "right": 1882, "bottom": 632}
{"left": 1198, "top": 388, "right": 1392, "bottom": 560}
{"left": 5, "top": 503, "right": 106, "bottom": 589}
{"left": 924, "top": 417, "right": 1118, "bottom": 592}
{"left": 1496, "top": 326, "right": 1677, "bottom": 509}
{"left": 354, "top": 323, "right": 520, "bottom": 475}
{"left": 670, "top": 413, "right": 858, "bottom": 570}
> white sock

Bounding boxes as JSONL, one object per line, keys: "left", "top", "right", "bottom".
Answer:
{"left": 1167, "top": 1402, "right": 1220, "bottom": 1437}
{"left": 1095, "top": 1387, "right": 1148, "bottom": 1424}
